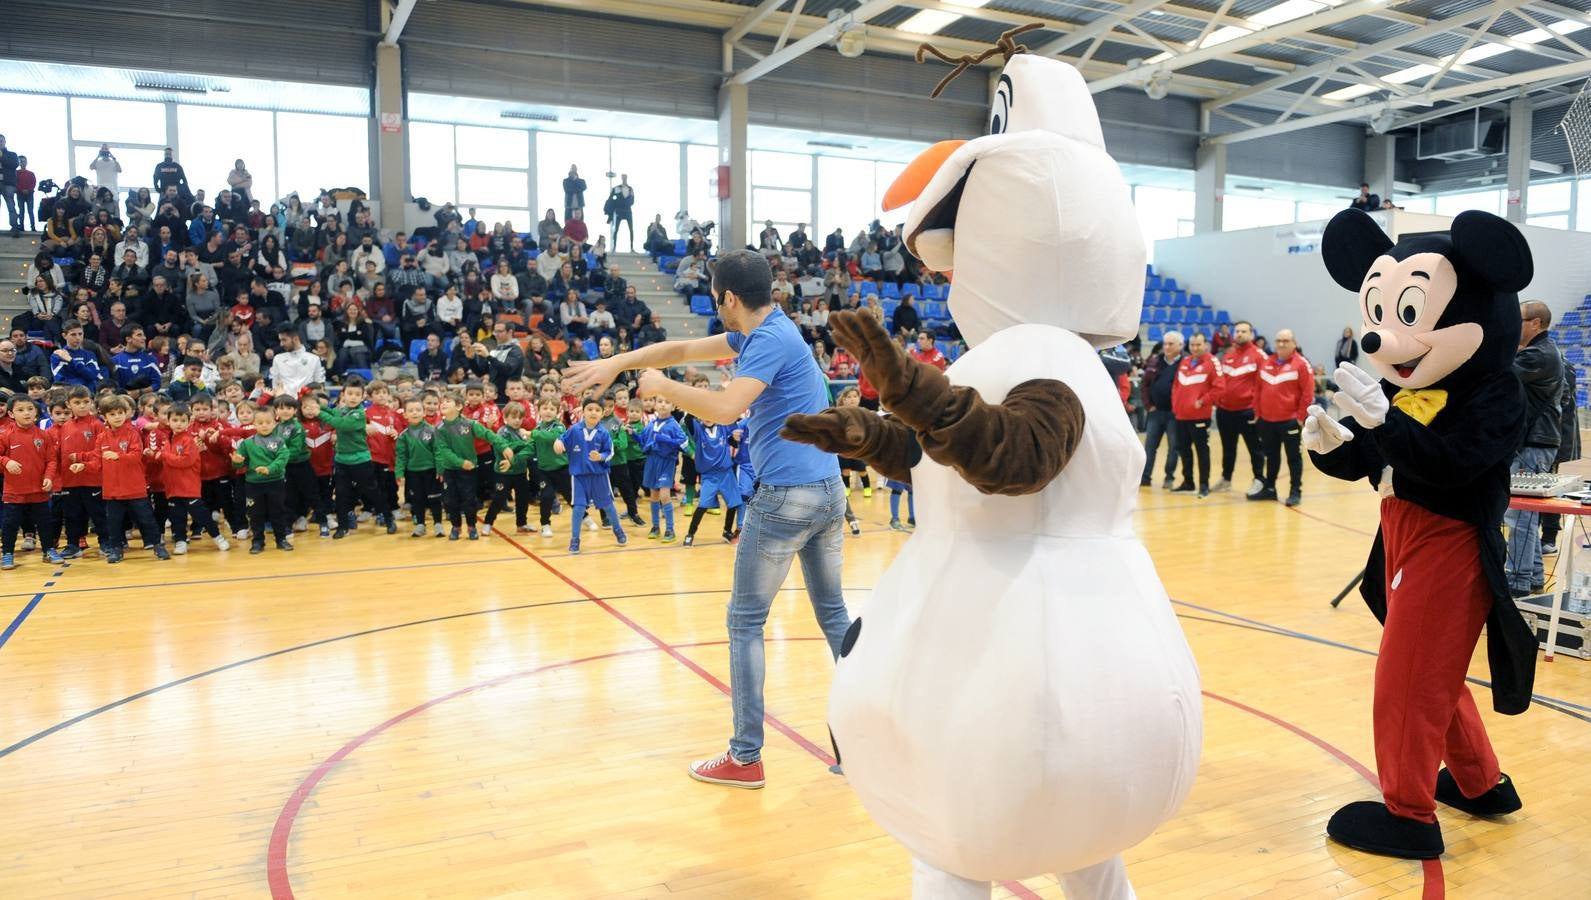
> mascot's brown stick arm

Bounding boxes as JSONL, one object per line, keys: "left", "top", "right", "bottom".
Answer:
{"left": 780, "top": 406, "right": 922, "bottom": 484}
{"left": 784, "top": 310, "right": 1085, "bottom": 496}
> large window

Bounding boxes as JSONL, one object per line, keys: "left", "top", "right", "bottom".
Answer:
{"left": 408, "top": 121, "right": 455, "bottom": 207}
{"left": 1223, "top": 194, "right": 1296, "bottom": 231}
{"left": 177, "top": 105, "right": 276, "bottom": 205}
{"left": 1433, "top": 188, "right": 1502, "bottom": 217}
{"left": 69, "top": 98, "right": 167, "bottom": 146}
{"left": 750, "top": 150, "right": 812, "bottom": 235}
{"left": 275, "top": 112, "right": 369, "bottom": 200}
{"left": 1528, "top": 180, "right": 1571, "bottom": 229}
{"left": 72, "top": 146, "right": 166, "bottom": 196}
{"left": 610, "top": 138, "right": 679, "bottom": 241}
{"left": 1133, "top": 185, "right": 1194, "bottom": 256}
{"left": 0, "top": 93, "right": 70, "bottom": 188}
{"left": 686, "top": 143, "right": 719, "bottom": 228}
{"left": 535, "top": 131, "right": 607, "bottom": 220}
{"left": 873, "top": 162, "right": 905, "bottom": 229}
{"left": 816, "top": 156, "right": 874, "bottom": 240}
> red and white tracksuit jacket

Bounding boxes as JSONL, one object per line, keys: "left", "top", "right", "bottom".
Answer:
{"left": 1215, "top": 343, "right": 1266, "bottom": 413}
{"left": 1172, "top": 353, "right": 1223, "bottom": 421}
{"left": 1256, "top": 353, "right": 1314, "bottom": 424}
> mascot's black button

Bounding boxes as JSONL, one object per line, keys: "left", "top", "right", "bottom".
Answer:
{"left": 840, "top": 617, "right": 862, "bottom": 658}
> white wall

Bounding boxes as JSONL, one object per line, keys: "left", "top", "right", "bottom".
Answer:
{"left": 1152, "top": 210, "right": 1591, "bottom": 368}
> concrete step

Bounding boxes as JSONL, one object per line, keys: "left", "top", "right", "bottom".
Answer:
{"left": 2, "top": 233, "right": 39, "bottom": 326}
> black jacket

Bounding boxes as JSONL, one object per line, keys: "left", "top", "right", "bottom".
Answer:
{"left": 1557, "top": 351, "right": 1581, "bottom": 465}
{"left": 1141, "top": 351, "right": 1180, "bottom": 411}
{"left": 1312, "top": 376, "right": 1536, "bottom": 714}
{"left": 139, "top": 288, "right": 187, "bottom": 332}
{"left": 563, "top": 176, "right": 587, "bottom": 210}
{"left": 1516, "top": 333, "right": 1562, "bottom": 449}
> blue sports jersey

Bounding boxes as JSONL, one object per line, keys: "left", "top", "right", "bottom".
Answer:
{"left": 692, "top": 420, "right": 735, "bottom": 475}
{"left": 641, "top": 416, "right": 687, "bottom": 461}
{"left": 725, "top": 312, "right": 838, "bottom": 486}
{"left": 559, "top": 424, "right": 613, "bottom": 476}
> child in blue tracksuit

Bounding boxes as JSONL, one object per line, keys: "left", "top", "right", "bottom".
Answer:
{"left": 733, "top": 414, "right": 755, "bottom": 505}
{"left": 639, "top": 397, "right": 688, "bottom": 542}
{"left": 682, "top": 416, "right": 742, "bottom": 547}
{"left": 554, "top": 398, "right": 626, "bottom": 554}
{"left": 884, "top": 412, "right": 915, "bottom": 531}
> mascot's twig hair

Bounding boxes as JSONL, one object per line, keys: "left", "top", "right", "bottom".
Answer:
{"left": 916, "top": 22, "right": 1044, "bottom": 98}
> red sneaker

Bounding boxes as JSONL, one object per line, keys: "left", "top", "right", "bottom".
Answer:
{"left": 689, "top": 752, "right": 765, "bottom": 789}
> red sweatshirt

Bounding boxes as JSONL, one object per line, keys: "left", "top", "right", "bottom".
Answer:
{"left": 98, "top": 422, "right": 151, "bottom": 500}
{"left": 58, "top": 415, "right": 104, "bottom": 489}
{"left": 143, "top": 423, "right": 169, "bottom": 493}
{"left": 191, "top": 420, "right": 239, "bottom": 482}
{"left": 1172, "top": 353, "right": 1223, "bottom": 421}
{"left": 1, "top": 423, "right": 60, "bottom": 503}
{"left": 464, "top": 402, "right": 502, "bottom": 456}
{"left": 303, "top": 417, "right": 336, "bottom": 477}
{"left": 365, "top": 402, "right": 403, "bottom": 468}
{"left": 160, "top": 430, "right": 205, "bottom": 499}
{"left": 1216, "top": 343, "right": 1267, "bottom": 413}
{"left": 1256, "top": 353, "right": 1314, "bottom": 424}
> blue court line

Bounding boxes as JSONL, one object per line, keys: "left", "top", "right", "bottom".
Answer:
{"left": 0, "top": 556, "right": 525, "bottom": 601}
{"left": 1172, "top": 597, "right": 1591, "bottom": 718}
{"left": 0, "top": 593, "right": 47, "bottom": 653}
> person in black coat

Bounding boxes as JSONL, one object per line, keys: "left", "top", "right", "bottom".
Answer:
{"left": 562, "top": 166, "right": 586, "bottom": 219}
{"left": 1308, "top": 209, "right": 1537, "bottom": 861}
{"left": 891, "top": 295, "right": 920, "bottom": 336}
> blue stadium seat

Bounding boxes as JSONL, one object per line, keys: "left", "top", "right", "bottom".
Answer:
{"left": 881, "top": 282, "right": 901, "bottom": 300}
{"left": 345, "top": 368, "right": 374, "bottom": 383}
{"left": 690, "top": 294, "right": 715, "bottom": 316}
{"left": 409, "top": 339, "right": 427, "bottom": 362}
{"left": 1148, "top": 326, "right": 1163, "bottom": 341}
{"left": 673, "top": 239, "right": 687, "bottom": 256}
{"left": 1152, "top": 308, "right": 1169, "bottom": 324}
{"left": 1145, "top": 264, "right": 1156, "bottom": 278}
{"left": 901, "top": 282, "right": 920, "bottom": 298}
{"left": 1169, "top": 309, "right": 1186, "bottom": 324}
{"left": 583, "top": 339, "right": 599, "bottom": 358}
{"left": 1215, "top": 310, "right": 1232, "bottom": 325}
{"left": 1140, "top": 306, "right": 1153, "bottom": 323}
{"left": 1146, "top": 275, "right": 1162, "bottom": 290}
{"left": 1163, "top": 278, "right": 1178, "bottom": 292}
{"left": 1189, "top": 293, "right": 1204, "bottom": 308}
{"left": 1197, "top": 308, "right": 1215, "bottom": 325}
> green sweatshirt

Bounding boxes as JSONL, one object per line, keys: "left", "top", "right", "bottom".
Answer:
{"left": 434, "top": 415, "right": 507, "bottom": 472}
{"left": 529, "top": 421, "right": 569, "bottom": 472}
{"left": 394, "top": 422, "right": 439, "bottom": 478}
{"left": 602, "top": 414, "right": 639, "bottom": 464}
{"left": 318, "top": 405, "right": 372, "bottom": 465}
{"left": 235, "top": 430, "right": 290, "bottom": 483}
{"left": 275, "top": 418, "right": 310, "bottom": 464}
{"left": 616, "top": 416, "right": 646, "bottom": 464}
{"left": 494, "top": 424, "right": 535, "bottom": 476}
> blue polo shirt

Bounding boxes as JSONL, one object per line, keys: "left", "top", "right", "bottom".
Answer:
{"left": 726, "top": 311, "right": 839, "bottom": 486}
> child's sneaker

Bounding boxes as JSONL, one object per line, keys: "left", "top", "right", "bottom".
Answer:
{"left": 58, "top": 546, "right": 82, "bottom": 560}
{"left": 908, "top": 517, "right": 916, "bottom": 527}
{"left": 276, "top": 539, "right": 295, "bottom": 552}
{"left": 627, "top": 514, "right": 645, "bottom": 527}
{"left": 480, "top": 523, "right": 493, "bottom": 536}
{"left": 106, "top": 548, "right": 124, "bottom": 564}
{"left": 411, "top": 524, "right": 426, "bottom": 538}
{"left": 723, "top": 530, "right": 740, "bottom": 544}
{"left": 394, "top": 508, "right": 409, "bottom": 520}
{"left": 848, "top": 519, "right": 861, "bottom": 536}
{"left": 648, "top": 528, "right": 660, "bottom": 541}
{"left": 235, "top": 528, "right": 251, "bottom": 541}
{"left": 249, "top": 542, "right": 265, "bottom": 555}
{"left": 385, "top": 517, "right": 398, "bottom": 535}
{"left": 293, "top": 517, "right": 308, "bottom": 532}
{"left": 467, "top": 528, "right": 479, "bottom": 541}
{"left": 517, "top": 525, "right": 535, "bottom": 534}
{"left": 683, "top": 534, "right": 695, "bottom": 547}
{"left": 21, "top": 536, "right": 36, "bottom": 551}
{"left": 863, "top": 487, "right": 873, "bottom": 499}
{"left": 845, "top": 485, "right": 853, "bottom": 497}
{"left": 41, "top": 547, "right": 62, "bottom": 563}
{"left": 153, "top": 544, "right": 172, "bottom": 561}
{"left": 1, "top": 553, "right": 15, "bottom": 570}
{"left": 213, "top": 535, "right": 231, "bottom": 551}
{"left": 688, "top": 752, "right": 765, "bottom": 789}
{"left": 319, "top": 523, "right": 331, "bottom": 538}
{"left": 890, "top": 519, "right": 906, "bottom": 532}
{"left": 449, "top": 528, "right": 461, "bottom": 541}
{"left": 172, "top": 541, "right": 188, "bottom": 556}
{"left": 332, "top": 527, "right": 349, "bottom": 540}
{"left": 662, "top": 530, "right": 676, "bottom": 543}
{"left": 540, "top": 524, "right": 553, "bottom": 537}
{"left": 357, "top": 511, "right": 372, "bottom": 523}
{"left": 614, "top": 528, "right": 627, "bottom": 546}
{"left": 585, "top": 516, "right": 598, "bottom": 532}
{"left": 568, "top": 540, "right": 581, "bottom": 554}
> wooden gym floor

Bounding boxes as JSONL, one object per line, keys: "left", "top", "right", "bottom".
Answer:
{"left": 3, "top": 463, "right": 1590, "bottom": 899}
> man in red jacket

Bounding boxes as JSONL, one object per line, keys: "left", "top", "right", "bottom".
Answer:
{"left": 1249, "top": 328, "right": 1313, "bottom": 506}
{"left": 2, "top": 395, "right": 60, "bottom": 569}
{"left": 1214, "top": 320, "right": 1267, "bottom": 494}
{"left": 1171, "top": 332, "right": 1223, "bottom": 497}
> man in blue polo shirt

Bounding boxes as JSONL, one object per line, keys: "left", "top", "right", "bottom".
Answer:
{"left": 565, "top": 249, "right": 849, "bottom": 790}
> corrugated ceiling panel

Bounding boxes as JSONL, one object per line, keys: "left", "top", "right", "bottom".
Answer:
{"left": 1, "top": 0, "right": 372, "bottom": 86}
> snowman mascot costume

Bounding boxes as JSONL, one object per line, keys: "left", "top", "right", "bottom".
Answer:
{"left": 782, "top": 28, "right": 1202, "bottom": 900}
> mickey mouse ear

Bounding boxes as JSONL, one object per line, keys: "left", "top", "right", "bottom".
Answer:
{"left": 1322, "top": 209, "right": 1393, "bottom": 292}
{"left": 1450, "top": 210, "right": 1533, "bottom": 293}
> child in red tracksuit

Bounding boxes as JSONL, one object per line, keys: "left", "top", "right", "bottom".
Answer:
{"left": 56, "top": 386, "right": 106, "bottom": 559}
{"left": 97, "top": 395, "right": 170, "bottom": 564}
{"left": 463, "top": 381, "right": 503, "bottom": 501}
{"left": 2, "top": 395, "right": 60, "bottom": 569}
{"left": 300, "top": 394, "right": 338, "bottom": 537}
{"left": 191, "top": 395, "right": 249, "bottom": 538}
{"left": 142, "top": 399, "right": 171, "bottom": 540}
{"left": 365, "top": 381, "right": 405, "bottom": 521}
{"left": 160, "top": 401, "right": 231, "bottom": 554}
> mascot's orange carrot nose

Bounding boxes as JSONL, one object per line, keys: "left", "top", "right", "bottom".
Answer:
{"left": 882, "top": 140, "right": 966, "bottom": 212}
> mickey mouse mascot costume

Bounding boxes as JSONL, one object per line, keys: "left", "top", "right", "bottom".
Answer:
{"left": 1308, "top": 208, "right": 1538, "bottom": 859}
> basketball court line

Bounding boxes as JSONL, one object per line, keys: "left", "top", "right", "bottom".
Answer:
{"left": 0, "top": 561, "right": 71, "bottom": 653}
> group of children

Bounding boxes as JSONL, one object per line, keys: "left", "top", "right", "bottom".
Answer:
{"left": 0, "top": 366, "right": 773, "bottom": 567}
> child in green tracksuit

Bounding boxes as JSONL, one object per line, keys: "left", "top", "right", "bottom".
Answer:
{"left": 484, "top": 403, "right": 536, "bottom": 535}
{"left": 316, "top": 379, "right": 393, "bottom": 537}
{"left": 395, "top": 397, "right": 444, "bottom": 538}
{"left": 272, "top": 395, "right": 319, "bottom": 534}
{"left": 231, "top": 405, "right": 293, "bottom": 554}
{"left": 602, "top": 389, "right": 645, "bottom": 527}
{"left": 530, "top": 399, "right": 571, "bottom": 536}
{"left": 433, "top": 393, "right": 511, "bottom": 540}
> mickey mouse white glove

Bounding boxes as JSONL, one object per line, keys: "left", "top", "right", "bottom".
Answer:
{"left": 1302, "top": 405, "right": 1354, "bottom": 455}
{"left": 1333, "top": 362, "right": 1389, "bottom": 429}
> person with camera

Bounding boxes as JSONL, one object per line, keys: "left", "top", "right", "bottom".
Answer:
{"left": 90, "top": 144, "right": 122, "bottom": 197}
{"left": 605, "top": 174, "right": 635, "bottom": 252}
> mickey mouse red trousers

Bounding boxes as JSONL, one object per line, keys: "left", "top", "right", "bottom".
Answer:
{"left": 1375, "top": 496, "right": 1502, "bottom": 823}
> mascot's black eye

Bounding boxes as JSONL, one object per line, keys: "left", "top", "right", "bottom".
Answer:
{"left": 1397, "top": 285, "right": 1425, "bottom": 326}
{"left": 990, "top": 75, "right": 1013, "bottom": 136}
{"left": 1365, "top": 286, "right": 1383, "bottom": 325}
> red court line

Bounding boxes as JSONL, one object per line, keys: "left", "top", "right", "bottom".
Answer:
{"left": 1285, "top": 502, "right": 1378, "bottom": 537}
{"left": 1202, "top": 690, "right": 1444, "bottom": 899}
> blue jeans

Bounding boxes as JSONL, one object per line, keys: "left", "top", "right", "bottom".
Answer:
{"left": 1141, "top": 408, "right": 1178, "bottom": 483}
{"left": 1505, "top": 446, "right": 1557, "bottom": 591}
{"left": 728, "top": 475, "right": 850, "bottom": 763}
